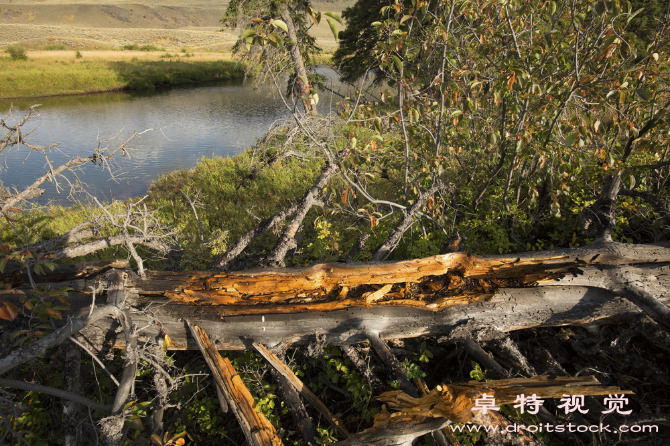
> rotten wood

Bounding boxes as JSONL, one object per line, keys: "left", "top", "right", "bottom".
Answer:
{"left": 60, "top": 342, "right": 84, "bottom": 446}
{"left": 414, "top": 378, "right": 453, "bottom": 446}
{"left": 377, "top": 375, "right": 633, "bottom": 424}
{"left": 0, "top": 259, "right": 129, "bottom": 287}
{"left": 4, "top": 243, "right": 670, "bottom": 350}
{"left": 103, "top": 272, "right": 138, "bottom": 446}
{"left": 188, "top": 323, "right": 282, "bottom": 446}
{"left": 252, "top": 342, "right": 350, "bottom": 438}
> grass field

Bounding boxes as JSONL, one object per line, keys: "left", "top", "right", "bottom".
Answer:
{"left": 0, "top": 51, "right": 242, "bottom": 98}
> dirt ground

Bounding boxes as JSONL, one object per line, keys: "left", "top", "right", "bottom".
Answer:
{"left": 0, "top": 0, "right": 351, "bottom": 51}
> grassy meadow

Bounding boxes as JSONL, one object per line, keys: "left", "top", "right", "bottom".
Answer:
{"left": 0, "top": 50, "right": 243, "bottom": 99}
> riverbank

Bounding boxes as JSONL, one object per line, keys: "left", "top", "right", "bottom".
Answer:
{"left": 0, "top": 52, "right": 243, "bottom": 99}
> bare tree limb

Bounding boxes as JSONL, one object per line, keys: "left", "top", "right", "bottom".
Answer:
{"left": 0, "top": 378, "right": 111, "bottom": 413}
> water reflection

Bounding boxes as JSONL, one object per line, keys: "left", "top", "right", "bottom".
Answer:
{"left": 0, "top": 67, "right": 367, "bottom": 204}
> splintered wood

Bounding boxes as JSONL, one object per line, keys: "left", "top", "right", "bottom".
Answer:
{"left": 188, "top": 323, "right": 281, "bottom": 446}
{"left": 124, "top": 242, "right": 670, "bottom": 317}
{"left": 377, "top": 375, "right": 634, "bottom": 424}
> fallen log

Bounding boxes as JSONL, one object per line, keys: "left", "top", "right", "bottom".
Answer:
{"left": 3, "top": 242, "right": 669, "bottom": 350}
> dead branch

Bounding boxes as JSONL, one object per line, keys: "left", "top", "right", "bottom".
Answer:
{"left": 0, "top": 378, "right": 111, "bottom": 412}
{"left": 580, "top": 173, "right": 622, "bottom": 242}
{"left": 371, "top": 181, "right": 448, "bottom": 261}
{"left": 100, "top": 271, "right": 139, "bottom": 446}
{"left": 252, "top": 342, "right": 350, "bottom": 438}
{"left": 346, "top": 233, "right": 370, "bottom": 263}
{"left": 618, "top": 284, "right": 670, "bottom": 333}
{"left": 338, "top": 409, "right": 451, "bottom": 446}
{"left": 366, "top": 332, "right": 418, "bottom": 398}
{"left": 213, "top": 202, "right": 299, "bottom": 270}
{"left": 182, "top": 187, "right": 205, "bottom": 244}
{"left": 188, "top": 323, "right": 282, "bottom": 446}
{"left": 0, "top": 304, "right": 122, "bottom": 376}
{"left": 266, "top": 347, "right": 317, "bottom": 445}
{"left": 377, "top": 376, "right": 632, "bottom": 424}
{"left": 60, "top": 342, "right": 84, "bottom": 446}
{"left": 1, "top": 131, "right": 139, "bottom": 215}
{"left": 70, "top": 336, "right": 120, "bottom": 387}
{"left": 342, "top": 344, "right": 385, "bottom": 394}
{"left": 263, "top": 159, "right": 338, "bottom": 267}
{"left": 53, "top": 235, "right": 170, "bottom": 260}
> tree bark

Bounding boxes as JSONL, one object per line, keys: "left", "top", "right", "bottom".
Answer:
{"left": 280, "top": 2, "right": 316, "bottom": 115}
{"left": 5, "top": 242, "right": 670, "bottom": 351}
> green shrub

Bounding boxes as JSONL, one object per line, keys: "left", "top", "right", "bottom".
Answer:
{"left": 43, "top": 44, "right": 66, "bottom": 50}
{"left": 75, "top": 50, "right": 82, "bottom": 59}
{"left": 4, "top": 45, "right": 27, "bottom": 61}
{"left": 122, "top": 43, "right": 164, "bottom": 51}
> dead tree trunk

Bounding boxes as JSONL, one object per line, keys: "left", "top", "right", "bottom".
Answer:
{"left": 2, "top": 241, "right": 666, "bottom": 350}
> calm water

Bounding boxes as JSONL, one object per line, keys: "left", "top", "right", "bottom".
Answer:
{"left": 0, "top": 67, "right": 357, "bottom": 204}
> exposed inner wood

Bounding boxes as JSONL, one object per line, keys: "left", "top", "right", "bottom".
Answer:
{"left": 377, "top": 376, "right": 633, "bottom": 424}
{"left": 5, "top": 242, "right": 669, "bottom": 350}
{"left": 188, "top": 323, "right": 282, "bottom": 446}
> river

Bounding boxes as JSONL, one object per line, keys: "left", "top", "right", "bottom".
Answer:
{"left": 0, "top": 67, "right": 363, "bottom": 204}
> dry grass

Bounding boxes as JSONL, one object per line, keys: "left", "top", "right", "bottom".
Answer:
{"left": 27, "top": 50, "right": 234, "bottom": 61}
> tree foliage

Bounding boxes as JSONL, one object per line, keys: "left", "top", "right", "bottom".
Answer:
{"left": 221, "top": 0, "right": 322, "bottom": 100}
{"left": 332, "top": 0, "right": 670, "bottom": 253}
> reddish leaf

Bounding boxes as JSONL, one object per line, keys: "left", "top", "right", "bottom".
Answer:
{"left": 45, "top": 308, "right": 62, "bottom": 320}
{"left": 3, "top": 302, "right": 18, "bottom": 320}
{"left": 0, "top": 306, "right": 11, "bottom": 321}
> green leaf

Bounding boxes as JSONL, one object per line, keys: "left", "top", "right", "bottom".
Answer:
{"left": 392, "top": 55, "right": 403, "bottom": 73}
{"left": 549, "top": 1, "right": 557, "bottom": 15}
{"left": 325, "top": 17, "right": 339, "bottom": 41}
{"left": 594, "top": 1, "right": 605, "bottom": 14}
{"left": 635, "top": 89, "right": 652, "bottom": 101}
{"left": 272, "top": 19, "right": 288, "bottom": 34}
{"left": 565, "top": 133, "right": 576, "bottom": 146}
{"left": 312, "top": 93, "right": 319, "bottom": 106}
{"left": 323, "top": 11, "right": 344, "bottom": 26}
{"left": 627, "top": 7, "right": 644, "bottom": 22}
{"left": 240, "top": 28, "right": 256, "bottom": 40}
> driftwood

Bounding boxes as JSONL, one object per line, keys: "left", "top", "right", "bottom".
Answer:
{"left": 188, "top": 323, "right": 282, "bottom": 446}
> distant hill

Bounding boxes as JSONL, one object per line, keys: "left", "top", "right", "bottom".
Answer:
{"left": 0, "top": 0, "right": 352, "bottom": 49}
